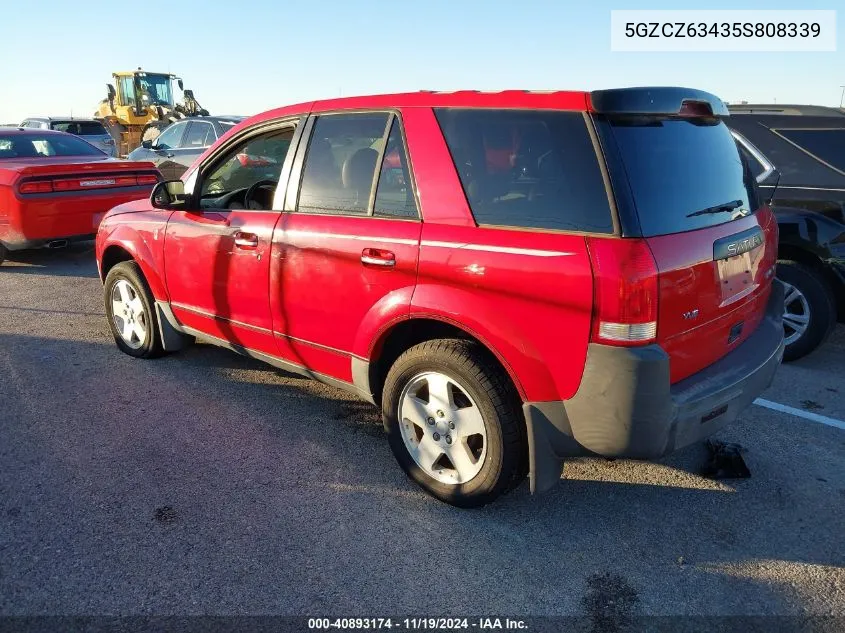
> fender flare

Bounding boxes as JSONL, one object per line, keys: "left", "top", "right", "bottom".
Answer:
{"left": 99, "top": 226, "right": 168, "bottom": 301}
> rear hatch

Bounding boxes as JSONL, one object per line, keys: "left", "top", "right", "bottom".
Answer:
{"left": 592, "top": 90, "right": 778, "bottom": 383}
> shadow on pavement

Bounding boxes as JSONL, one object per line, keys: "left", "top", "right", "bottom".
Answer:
{"left": 1, "top": 331, "right": 842, "bottom": 617}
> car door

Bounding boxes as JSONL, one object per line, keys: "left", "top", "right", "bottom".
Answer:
{"left": 150, "top": 122, "right": 189, "bottom": 180}
{"left": 271, "top": 112, "right": 422, "bottom": 381}
{"left": 174, "top": 120, "right": 217, "bottom": 176}
{"left": 163, "top": 117, "right": 304, "bottom": 356}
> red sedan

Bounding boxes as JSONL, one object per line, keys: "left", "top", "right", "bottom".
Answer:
{"left": 0, "top": 129, "right": 160, "bottom": 265}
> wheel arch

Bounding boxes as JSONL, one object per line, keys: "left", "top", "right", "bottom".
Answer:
{"left": 98, "top": 231, "right": 168, "bottom": 301}
{"left": 364, "top": 316, "right": 528, "bottom": 407}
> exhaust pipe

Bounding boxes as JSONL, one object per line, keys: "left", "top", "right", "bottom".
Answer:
{"left": 45, "top": 239, "right": 69, "bottom": 249}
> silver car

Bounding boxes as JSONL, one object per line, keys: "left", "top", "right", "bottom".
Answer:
{"left": 19, "top": 117, "right": 117, "bottom": 157}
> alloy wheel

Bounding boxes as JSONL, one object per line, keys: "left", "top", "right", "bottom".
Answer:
{"left": 397, "top": 371, "right": 488, "bottom": 485}
{"left": 782, "top": 280, "right": 811, "bottom": 346}
{"left": 111, "top": 279, "right": 148, "bottom": 350}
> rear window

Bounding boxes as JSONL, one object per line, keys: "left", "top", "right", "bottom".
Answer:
{"left": 434, "top": 109, "right": 613, "bottom": 233}
{"left": 0, "top": 133, "right": 104, "bottom": 158}
{"left": 50, "top": 121, "right": 108, "bottom": 136}
{"left": 774, "top": 128, "right": 845, "bottom": 172}
{"left": 598, "top": 116, "right": 755, "bottom": 237}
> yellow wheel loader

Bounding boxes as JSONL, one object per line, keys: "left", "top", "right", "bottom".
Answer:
{"left": 94, "top": 69, "right": 209, "bottom": 157}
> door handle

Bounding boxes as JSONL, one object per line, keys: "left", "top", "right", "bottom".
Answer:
{"left": 234, "top": 231, "right": 259, "bottom": 249}
{"left": 361, "top": 248, "right": 395, "bottom": 267}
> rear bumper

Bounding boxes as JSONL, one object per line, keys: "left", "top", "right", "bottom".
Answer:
{"left": 525, "top": 280, "right": 785, "bottom": 493}
{"left": 2, "top": 233, "right": 95, "bottom": 251}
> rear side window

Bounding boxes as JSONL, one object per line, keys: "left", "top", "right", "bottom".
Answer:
{"left": 51, "top": 121, "right": 108, "bottom": 136}
{"left": 434, "top": 109, "right": 613, "bottom": 233}
{"left": 373, "top": 120, "right": 418, "bottom": 218}
{"left": 598, "top": 116, "right": 753, "bottom": 237}
{"left": 183, "top": 122, "right": 215, "bottom": 148}
{"left": 297, "top": 113, "right": 391, "bottom": 215}
{"left": 773, "top": 128, "right": 845, "bottom": 173}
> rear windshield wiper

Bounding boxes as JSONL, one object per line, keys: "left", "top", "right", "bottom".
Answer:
{"left": 686, "top": 199, "right": 744, "bottom": 218}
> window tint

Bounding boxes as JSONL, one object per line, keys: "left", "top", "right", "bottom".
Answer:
{"left": 775, "top": 129, "right": 845, "bottom": 172}
{"left": 434, "top": 109, "right": 613, "bottom": 233}
{"left": 51, "top": 121, "right": 108, "bottom": 136}
{"left": 373, "top": 120, "right": 417, "bottom": 218}
{"left": 0, "top": 133, "right": 103, "bottom": 158}
{"left": 297, "top": 113, "right": 390, "bottom": 215}
{"left": 183, "top": 122, "right": 215, "bottom": 148}
{"left": 736, "top": 142, "right": 766, "bottom": 179}
{"left": 200, "top": 129, "right": 294, "bottom": 202}
{"left": 154, "top": 123, "right": 186, "bottom": 150}
{"left": 599, "top": 116, "right": 754, "bottom": 237}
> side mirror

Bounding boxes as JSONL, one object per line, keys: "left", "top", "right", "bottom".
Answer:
{"left": 107, "top": 83, "right": 116, "bottom": 99}
{"left": 141, "top": 139, "right": 153, "bottom": 149}
{"left": 151, "top": 180, "right": 187, "bottom": 210}
{"left": 177, "top": 78, "right": 184, "bottom": 91}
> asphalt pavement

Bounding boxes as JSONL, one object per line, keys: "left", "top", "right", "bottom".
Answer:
{"left": 1, "top": 243, "right": 843, "bottom": 622}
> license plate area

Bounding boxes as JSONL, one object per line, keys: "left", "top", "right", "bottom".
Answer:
{"left": 713, "top": 226, "right": 764, "bottom": 306}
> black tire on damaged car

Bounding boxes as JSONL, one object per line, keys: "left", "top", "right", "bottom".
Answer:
{"left": 777, "top": 260, "right": 836, "bottom": 362}
{"left": 382, "top": 339, "right": 527, "bottom": 508}
{"left": 104, "top": 261, "right": 166, "bottom": 359}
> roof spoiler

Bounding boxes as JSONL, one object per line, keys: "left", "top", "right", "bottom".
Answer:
{"left": 590, "top": 87, "right": 728, "bottom": 117}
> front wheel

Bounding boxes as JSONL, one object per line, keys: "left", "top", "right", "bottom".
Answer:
{"left": 777, "top": 260, "right": 836, "bottom": 362}
{"left": 382, "top": 339, "right": 526, "bottom": 508}
{"left": 104, "top": 261, "right": 164, "bottom": 359}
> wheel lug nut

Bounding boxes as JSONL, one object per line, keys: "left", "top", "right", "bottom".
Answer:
{"left": 445, "top": 435, "right": 452, "bottom": 444}
{"left": 433, "top": 432, "right": 440, "bottom": 441}
{"left": 426, "top": 417, "right": 435, "bottom": 425}
{"left": 448, "top": 422, "right": 455, "bottom": 430}
{"left": 437, "top": 410, "right": 445, "bottom": 418}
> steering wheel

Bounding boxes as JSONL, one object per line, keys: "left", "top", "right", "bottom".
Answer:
{"left": 242, "top": 180, "right": 278, "bottom": 210}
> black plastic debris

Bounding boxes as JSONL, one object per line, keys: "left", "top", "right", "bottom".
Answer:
{"left": 701, "top": 439, "right": 751, "bottom": 479}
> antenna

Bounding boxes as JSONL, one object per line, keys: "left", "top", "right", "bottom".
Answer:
{"left": 767, "top": 170, "right": 781, "bottom": 206}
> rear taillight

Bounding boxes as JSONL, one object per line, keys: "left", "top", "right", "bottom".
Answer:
{"left": 587, "top": 237, "right": 659, "bottom": 346}
{"left": 17, "top": 180, "right": 53, "bottom": 194}
{"left": 17, "top": 173, "right": 158, "bottom": 195}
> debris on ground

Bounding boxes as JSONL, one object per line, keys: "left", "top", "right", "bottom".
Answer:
{"left": 701, "top": 439, "right": 751, "bottom": 479}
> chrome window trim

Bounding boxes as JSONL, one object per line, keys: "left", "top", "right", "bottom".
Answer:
{"left": 731, "top": 130, "right": 776, "bottom": 184}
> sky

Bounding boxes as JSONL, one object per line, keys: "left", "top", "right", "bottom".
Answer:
{"left": 0, "top": 0, "right": 841, "bottom": 123}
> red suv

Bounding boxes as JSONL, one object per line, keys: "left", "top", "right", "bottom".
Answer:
{"left": 95, "top": 88, "right": 785, "bottom": 507}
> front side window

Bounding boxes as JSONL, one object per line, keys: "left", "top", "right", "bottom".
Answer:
{"left": 435, "top": 109, "right": 613, "bottom": 233}
{"left": 297, "top": 113, "right": 390, "bottom": 215}
{"left": 118, "top": 77, "right": 135, "bottom": 107}
{"left": 200, "top": 128, "right": 294, "bottom": 204}
{"left": 154, "top": 123, "right": 187, "bottom": 150}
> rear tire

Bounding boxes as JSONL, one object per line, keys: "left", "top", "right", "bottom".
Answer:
{"left": 104, "top": 261, "right": 164, "bottom": 359}
{"left": 0, "top": 242, "right": 7, "bottom": 266}
{"left": 777, "top": 260, "right": 836, "bottom": 362}
{"left": 382, "top": 339, "right": 526, "bottom": 508}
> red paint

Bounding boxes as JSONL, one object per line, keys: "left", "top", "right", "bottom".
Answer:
{"left": 0, "top": 147, "right": 160, "bottom": 249}
{"left": 95, "top": 89, "right": 776, "bottom": 407}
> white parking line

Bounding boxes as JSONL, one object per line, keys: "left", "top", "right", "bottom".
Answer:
{"left": 754, "top": 398, "right": 845, "bottom": 431}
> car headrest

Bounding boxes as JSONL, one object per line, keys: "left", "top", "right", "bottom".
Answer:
{"left": 342, "top": 147, "right": 379, "bottom": 194}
